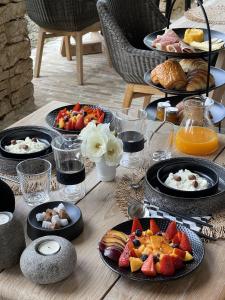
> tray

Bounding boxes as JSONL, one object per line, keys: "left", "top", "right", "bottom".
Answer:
{"left": 0, "top": 126, "right": 59, "bottom": 176}
{"left": 99, "top": 218, "right": 204, "bottom": 281}
{"left": 144, "top": 67, "right": 225, "bottom": 96}
{"left": 145, "top": 96, "right": 225, "bottom": 124}
{"left": 144, "top": 28, "right": 225, "bottom": 58}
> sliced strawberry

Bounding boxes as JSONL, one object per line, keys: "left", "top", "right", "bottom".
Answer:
{"left": 127, "top": 239, "right": 136, "bottom": 257}
{"left": 141, "top": 254, "right": 156, "bottom": 277}
{"left": 149, "top": 219, "right": 160, "bottom": 235}
{"left": 165, "top": 221, "right": 177, "bottom": 241}
{"left": 179, "top": 232, "right": 192, "bottom": 253}
{"left": 64, "top": 121, "right": 70, "bottom": 130}
{"left": 131, "top": 218, "right": 143, "bottom": 234}
{"left": 118, "top": 243, "right": 130, "bottom": 268}
{"left": 73, "top": 102, "right": 81, "bottom": 112}
{"left": 159, "top": 254, "right": 175, "bottom": 276}
{"left": 171, "top": 255, "right": 184, "bottom": 270}
{"left": 75, "top": 116, "right": 85, "bottom": 130}
{"left": 98, "top": 112, "right": 105, "bottom": 123}
{"left": 172, "top": 248, "right": 186, "bottom": 260}
{"left": 172, "top": 231, "right": 182, "bottom": 245}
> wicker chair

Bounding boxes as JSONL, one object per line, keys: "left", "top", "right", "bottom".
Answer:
{"left": 97, "top": 0, "right": 168, "bottom": 108}
{"left": 26, "top": 0, "right": 101, "bottom": 85}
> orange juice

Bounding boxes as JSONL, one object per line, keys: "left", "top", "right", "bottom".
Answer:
{"left": 175, "top": 126, "right": 219, "bottom": 155}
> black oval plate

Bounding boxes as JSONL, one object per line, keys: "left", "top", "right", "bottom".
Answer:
{"left": 46, "top": 104, "right": 114, "bottom": 135}
{"left": 145, "top": 96, "right": 225, "bottom": 124}
{"left": 99, "top": 218, "right": 204, "bottom": 281}
{"left": 144, "top": 67, "right": 225, "bottom": 96}
{"left": 144, "top": 28, "right": 225, "bottom": 58}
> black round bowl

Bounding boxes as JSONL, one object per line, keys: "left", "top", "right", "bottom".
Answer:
{"left": 27, "top": 201, "right": 84, "bottom": 241}
{"left": 157, "top": 162, "right": 219, "bottom": 198}
{"left": 0, "top": 179, "right": 15, "bottom": 213}
{"left": 0, "top": 129, "right": 52, "bottom": 159}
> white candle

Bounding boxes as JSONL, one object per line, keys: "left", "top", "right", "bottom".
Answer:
{"left": 0, "top": 212, "right": 11, "bottom": 225}
{"left": 37, "top": 240, "right": 61, "bottom": 256}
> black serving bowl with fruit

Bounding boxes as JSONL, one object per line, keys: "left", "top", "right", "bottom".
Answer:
{"left": 0, "top": 129, "right": 52, "bottom": 159}
{"left": 157, "top": 161, "right": 219, "bottom": 198}
{"left": 0, "top": 179, "right": 15, "bottom": 213}
{"left": 27, "top": 201, "right": 84, "bottom": 241}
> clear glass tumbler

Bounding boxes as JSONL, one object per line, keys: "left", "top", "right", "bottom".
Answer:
{"left": 114, "top": 108, "right": 147, "bottom": 169}
{"left": 16, "top": 158, "right": 51, "bottom": 206}
{"left": 51, "top": 135, "right": 86, "bottom": 203}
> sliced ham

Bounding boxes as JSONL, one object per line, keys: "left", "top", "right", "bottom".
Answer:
{"left": 152, "top": 29, "right": 180, "bottom": 48}
{"left": 166, "top": 43, "right": 182, "bottom": 52}
{"left": 179, "top": 41, "right": 195, "bottom": 53}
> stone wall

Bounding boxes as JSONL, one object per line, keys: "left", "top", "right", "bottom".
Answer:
{"left": 0, "top": 0, "right": 34, "bottom": 124}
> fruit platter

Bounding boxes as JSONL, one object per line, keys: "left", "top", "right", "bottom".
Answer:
{"left": 46, "top": 103, "right": 114, "bottom": 134}
{"left": 99, "top": 218, "right": 204, "bottom": 281}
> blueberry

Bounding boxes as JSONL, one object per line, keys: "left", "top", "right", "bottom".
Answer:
{"left": 141, "top": 254, "right": 148, "bottom": 262}
{"left": 156, "top": 231, "right": 163, "bottom": 236}
{"left": 153, "top": 255, "right": 160, "bottom": 263}
{"left": 133, "top": 239, "right": 141, "bottom": 248}
{"left": 171, "top": 243, "right": 179, "bottom": 248}
{"left": 135, "top": 229, "right": 142, "bottom": 237}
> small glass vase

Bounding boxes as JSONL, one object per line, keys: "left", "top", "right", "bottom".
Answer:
{"left": 95, "top": 160, "right": 116, "bottom": 182}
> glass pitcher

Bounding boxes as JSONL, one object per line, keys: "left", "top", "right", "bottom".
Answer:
{"left": 175, "top": 96, "right": 219, "bottom": 156}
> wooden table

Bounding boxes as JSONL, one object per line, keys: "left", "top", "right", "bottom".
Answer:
{"left": 0, "top": 101, "right": 225, "bottom": 300}
{"left": 171, "top": 0, "right": 225, "bottom": 103}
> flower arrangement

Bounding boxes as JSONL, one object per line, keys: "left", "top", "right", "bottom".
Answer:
{"left": 79, "top": 122, "right": 123, "bottom": 166}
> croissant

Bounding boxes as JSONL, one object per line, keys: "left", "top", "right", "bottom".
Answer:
{"left": 151, "top": 60, "right": 187, "bottom": 90}
{"left": 179, "top": 59, "right": 208, "bottom": 73}
{"left": 186, "top": 69, "right": 215, "bottom": 92}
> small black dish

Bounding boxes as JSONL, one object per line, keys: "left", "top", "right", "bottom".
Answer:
{"left": 144, "top": 28, "right": 225, "bottom": 58}
{"left": 0, "top": 179, "right": 15, "bottom": 213}
{"left": 46, "top": 104, "right": 114, "bottom": 135}
{"left": 118, "top": 131, "right": 145, "bottom": 153}
{"left": 157, "top": 162, "right": 219, "bottom": 198}
{"left": 27, "top": 201, "right": 84, "bottom": 241}
{"left": 99, "top": 218, "right": 204, "bottom": 281}
{"left": 0, "top": 129, "right": 52, "bottom": 159}
{"left": 144, "top": 67, "right": 225, "bottom": 96}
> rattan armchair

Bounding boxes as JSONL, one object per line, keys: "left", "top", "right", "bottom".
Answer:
{"left": 26, "top": 0, "right": 100, "bottom": 85}
{"left": 97, "top": 0, "right": 167, "bottom": 107}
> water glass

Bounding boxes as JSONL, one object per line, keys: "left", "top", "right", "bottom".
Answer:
{"left": 16, "top": 158, "right": 51, "bottom": 206}
{"left": 147, "top": 121, "right": 174, "bottom": 164}
{"left": 51, "top": 135, "right": 85, "bottom": 203}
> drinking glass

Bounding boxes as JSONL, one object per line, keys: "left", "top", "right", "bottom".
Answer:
{"left": 51, "top": 135, "right": 85, "bottom": 203}
{"left": 114, "top": 108, "right": 147, "bottom": 169}
{"left": 147, "top": 121, "right": 174, "bottom": 164}
{"left": 16, "top": 158, "right": 51, "bottom": 206}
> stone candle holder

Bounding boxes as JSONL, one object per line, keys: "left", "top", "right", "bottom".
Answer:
{"left": 20, "top": 235, "right": 77, "bottom": 284}
{"left": 0, "top": 212, "right": 25, "bottom": 271}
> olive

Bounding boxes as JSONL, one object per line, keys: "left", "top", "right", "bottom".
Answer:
{"left": 133, "top": 239, "right": 141, "bottom": 248}
{"left": 135, "top": 229, "right": 142, "bottom": 237}
{"left": 141, "top": 254, "right": 148, "bottom": 262}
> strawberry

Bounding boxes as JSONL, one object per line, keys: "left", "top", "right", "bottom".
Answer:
{"left": 165, "top": 221, "right": 177, "bottom": 241}
{"left": 171, "top": 255, "right": 184, "bottom": 270}
{"left": 141, "top": 254, "right": 156, "bottom": 277}
{"left": 179, "top": 232, "right": 192, "bottom": 253}
{"left": 172, "top": 231, "right": 182, "bottom": 245}
{"left": 159, "top": 254, "right": 175, "bottom": 276}
{"left": 127, "top": 239, "right": 136, "bottom": 257}
{"left": 98, "top": 112, "right": 105, "bottom": 123}
{"left": 73, "top": 102, "right": 81, "bottom": 112}
{"left": 118, "top": 243, "right": 130, "bottom": 268}
{"left": 131, "top": 218, "right": 143, "bottom": 234}
{"left": 75, "top": 116, "right": 84, "bottom": 130}
{"left": 172, "top": 248, "right": 186, "bottom": 260}
{"left": 149, "top": 219, "right": 160, "bottom": 235}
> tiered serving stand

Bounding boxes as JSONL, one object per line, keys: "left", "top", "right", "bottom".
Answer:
{"left": 143, "top": 0, "right": 225, "bottom": 119}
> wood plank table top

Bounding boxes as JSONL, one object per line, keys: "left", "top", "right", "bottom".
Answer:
{"left": 0, "top": 101, "right": 225, "bottom": 300}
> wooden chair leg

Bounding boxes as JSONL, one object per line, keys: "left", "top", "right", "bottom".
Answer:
{"left": 122, "top": 84, "right": 135, "bottom": 108}
{"left": 143, "top": 95, "right": 152, "bottom": 109}
{"left": 74, "top": 32, "right": 83, "bottom": 85}
{"left": 64, "top": 36, "right": 72, "bottom": 61}
{"left": 34, "top": 28, "right": 46, "bottom": 78}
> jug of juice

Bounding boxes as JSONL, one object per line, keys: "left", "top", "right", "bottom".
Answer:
{"left": 175, "top": 96, "right": 219, "bottom": 156}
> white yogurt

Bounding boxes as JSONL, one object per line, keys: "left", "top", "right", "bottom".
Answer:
{"left": 5, "top": 137, "right": 47, "bottom": 154}
{"left": 165, "top": 169, "right": 208, "bottom": 191}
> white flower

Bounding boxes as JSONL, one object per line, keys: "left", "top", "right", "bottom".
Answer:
{"left": 84, "top": 131, "right": 108, "bottom": 163}
{"left": 79, "top": 122, "right": 96, "bottom": 141}
{"left": 104, "top": 134, "right": 123, "bottom": 166}
{"left": 96, "top": 123, "right": 111, "bottom": 135}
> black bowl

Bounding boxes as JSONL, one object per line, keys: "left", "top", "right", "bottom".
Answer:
{"left": 27, "top": 201, "right": 84, "bottom": 241}
{"left": 157, "top": 161, "right": 219, "bottom": 198}
{"left": 0, "top": 129, "right": 52, "bottom": 159}
{"left": 0, "top": 179, "right": 15, "bottom": 213}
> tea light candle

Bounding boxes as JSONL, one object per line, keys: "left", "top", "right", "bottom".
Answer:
{"left": 0, "top": 212, "right": 12, "bottom": 225}
{"left": 37, "top": 240, "right": 60, "bottom": 256}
